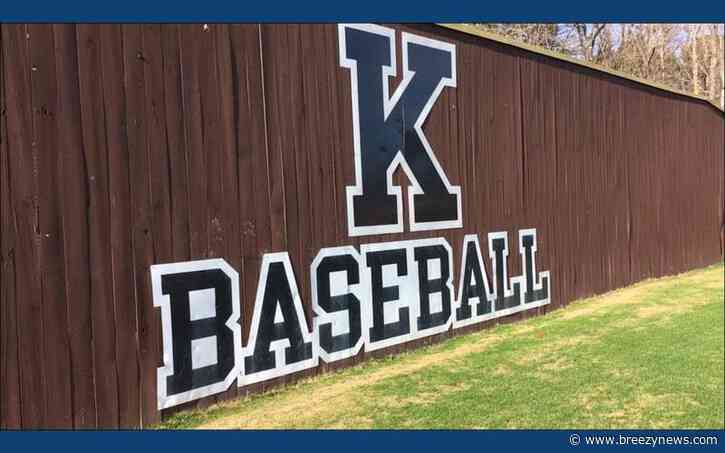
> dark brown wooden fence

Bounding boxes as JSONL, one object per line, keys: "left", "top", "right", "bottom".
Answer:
{"left": 1, "top": 23, "right": 723, "bottom": 429}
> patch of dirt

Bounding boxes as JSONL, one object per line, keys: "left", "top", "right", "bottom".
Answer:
{"left": 606, "top": 367, "right": 634, "bottom": 379}
{"left": 377, "top": 393, "right": 436, "bottom": 408}
{"left": 493, "top": 364, "right": 513, "bottom": 376}
{"left": 512, "top": 325, "right": 537, "bottom": 335}
{"left": 540, "top": 356, "right": 572, "bottom": 373}
{"left": 577, "top": 386, "right": 610, "bottom": 411}
{"left": 514, "top": 335, "right": 590, "bottom": 368}
{"left": 375, "top": 382, "right": 471, "bottom": 408}
{"left": 326, "top": 415, "right": 374, "bottom": 429}
{"left": 636, "top": 296, "right": 713, "bottom": 319}
{"left": 556, "top": 286, "right": 651, "bottom": 320}
{"left": 605, "top": 393, "right": 690, "bottom": 428}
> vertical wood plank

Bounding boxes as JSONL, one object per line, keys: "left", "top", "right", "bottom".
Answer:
{"left": 142, "top": 25, "right": 174, "bottom": 266}
{"left": 228, "top": 24, "right": 271, "bottom": 359}
{"left": 161, "top": 25, "right": 190, "bottom": 264}
{"left": 28, "top": 23, "right": 73, "bottom": 428}
{"left": 211, "top": 23, "right": 242, "bottom": 401}
{"left": 53, "top": 24, "right": 97, "bottom": 428}
{"left": 121, "top": 24, "right": 160, "bottom": 427}
{"left": 0, "top": 24, "right": 23, "bottom": 429}
{"left": 76, "top": 24, "right": 120, "bottom": 428}
{"left": 259, "top": 25, "right": 288, "bottom": 254}
{"left": 179, "top": 25, "right": 208, "bottom": 262}
{"left": 2, "top": 24, "right": 46, "bottom": 428}
{"left": 99, "top": 24, "right": 141, "bottom": 428}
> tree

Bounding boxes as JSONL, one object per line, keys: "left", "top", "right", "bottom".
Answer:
{"left": 473, "top": 24, "right": 567, "bottom": 53}
{"left": 470, "top": 23, "right": 725, "bottom": 108}
{"left": 681, "top": 24, "right": 724, "bottom": 107}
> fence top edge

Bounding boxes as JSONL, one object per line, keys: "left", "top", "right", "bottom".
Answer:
{"left": 436, "top": 23, "right": 725, "bottom": 115}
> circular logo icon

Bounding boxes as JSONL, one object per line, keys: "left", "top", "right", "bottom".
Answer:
{"left": 570, "top": 434, "right": 581, "bottom": 446}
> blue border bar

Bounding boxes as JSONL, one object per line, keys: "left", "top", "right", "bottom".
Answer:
{"left": 0, "top": 430, "right": 723, "bottom": 452}
{"left": 0, "top": 0, "right": 724, "bottom": 22}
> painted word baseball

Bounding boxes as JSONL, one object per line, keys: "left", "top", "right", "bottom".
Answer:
{"left": 150, "top": 24, "right": 552, "bottom": 410}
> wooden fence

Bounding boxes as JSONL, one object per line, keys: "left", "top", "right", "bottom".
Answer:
{"left": 1, "top": 23, "right": 723, "bottom": 428}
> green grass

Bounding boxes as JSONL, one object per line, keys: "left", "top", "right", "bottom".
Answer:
{"left": 161, "top": 262, "right": 724, "bottom": 429}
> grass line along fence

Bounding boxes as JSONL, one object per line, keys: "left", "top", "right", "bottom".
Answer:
{"left": 0, "top": 23, "right": 723, "bottom": 429}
